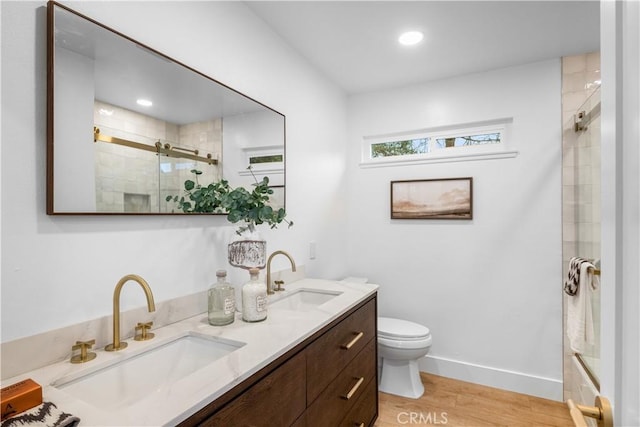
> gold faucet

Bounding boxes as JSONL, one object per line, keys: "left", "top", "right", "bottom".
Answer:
{"left": 266, "top": 250, "right": 297, "bottom": 295}
{"left": 105, "top": 274, "right": 156, "bottom": 351}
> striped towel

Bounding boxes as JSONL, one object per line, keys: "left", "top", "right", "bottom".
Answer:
{"left": 567, "top": 260, "right": 598, "bottom": 353}
{"left": 1, "top": 402, "right": 79, "bottom": 427}
{"left": 564, "top": 257, "right": 590, "bottom": 296}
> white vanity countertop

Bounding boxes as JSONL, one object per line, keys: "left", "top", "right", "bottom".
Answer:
{"left": 2, "top": 278, "right": 378, "bottom": 426}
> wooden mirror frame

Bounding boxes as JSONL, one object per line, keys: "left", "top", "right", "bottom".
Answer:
{"left": 46, "top": 1, "right": 286, "bottom": 215}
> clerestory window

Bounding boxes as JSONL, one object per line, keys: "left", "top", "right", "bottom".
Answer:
{"left": 361, "top": 119, "right": 517, "bottom": 166}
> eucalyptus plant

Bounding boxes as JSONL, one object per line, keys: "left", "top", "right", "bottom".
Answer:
{"left": 166, "top": 168, "right": 293, "bottom": 234}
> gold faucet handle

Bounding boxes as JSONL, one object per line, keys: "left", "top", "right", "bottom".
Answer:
{"left": 134, "top": 321, "right": 155, "bottom": 341}
{"left": 71, "top": 339, "right": 97, "bottom": 364}
{"left": 274, "top": 280, "right": 285, "bottom": 291}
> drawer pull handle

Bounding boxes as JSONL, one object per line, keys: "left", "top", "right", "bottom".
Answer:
{"left": 342, "top": 376, "right": 365, "bottom": 400}
{"left": 341, "top": 331, "right": 364, "bottom": 350}
{"left": 357, "top": 424, "right": 365, "bottom": 427}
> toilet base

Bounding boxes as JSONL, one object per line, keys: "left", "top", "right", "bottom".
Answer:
{"left": 379, "top": 357, "right": 425, "bottom": 399}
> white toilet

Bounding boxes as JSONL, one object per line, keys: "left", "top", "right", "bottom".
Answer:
{"left": 378, "top": 316, "right": 432, "bottom": 399}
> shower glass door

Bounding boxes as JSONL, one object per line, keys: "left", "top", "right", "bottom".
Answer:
{"left": 572, "top": 88, "right": 602, "bottom": 384}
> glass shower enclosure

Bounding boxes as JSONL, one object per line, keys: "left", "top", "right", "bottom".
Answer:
{"left": 564, "top": 87, "right": 602, "bottom": 387}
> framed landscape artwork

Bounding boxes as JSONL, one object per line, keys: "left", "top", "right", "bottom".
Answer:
{"left": 391, "top": 177, "right": 473, "bottom": 220}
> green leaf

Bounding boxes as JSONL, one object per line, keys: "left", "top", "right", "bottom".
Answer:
{"left": 168, "top": 173, "right": 292, "bottom": 229}
{"left": 227, "top": 210, "right": 242, "bottom": 223}
{"left": 259, "top": 206, "right": 273, "bottom": 220}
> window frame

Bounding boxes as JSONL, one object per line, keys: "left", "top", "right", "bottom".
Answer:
{"left": 361, "top": 118, "right": 518, "bottom": 167}
{"left": 239, "top": 145, "right": 284, "bottom": 176}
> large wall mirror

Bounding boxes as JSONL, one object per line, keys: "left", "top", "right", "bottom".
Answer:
{"left": 47, "top": 2, "right": 285, "bottom": 214}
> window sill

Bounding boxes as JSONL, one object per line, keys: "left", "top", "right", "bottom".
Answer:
{"left": 359, "top": 150, "right": 519, "bottom": 168}
{"left": 238, "top": 167, "right": 284, "bottom": 176}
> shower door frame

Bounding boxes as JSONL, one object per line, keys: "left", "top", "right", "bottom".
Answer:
{"left": 598, "top": 2, "right": 640, "bottom": 426}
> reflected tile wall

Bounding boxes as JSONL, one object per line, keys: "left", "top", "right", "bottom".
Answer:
{"left": 93, "top": 101, "right": 222, "bottom": 212}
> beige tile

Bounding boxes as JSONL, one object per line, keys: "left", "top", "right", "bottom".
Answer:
{"left": 586, "top": 52, "right": 601, "bottom": 72}
{"left": 563, "top": 55, "right": 587, "bottom": 74}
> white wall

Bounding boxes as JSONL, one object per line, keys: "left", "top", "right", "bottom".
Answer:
{"left": 54, "top": 46, "right": 96, "bottom": 212}
{"left": 347, "top": 59, "right": 563, "bottom": 399}
{"left": 1, "top": 1, "right": 349, "bottom": 342}
{"left": 223, "top": 110, "right": 285, "bottom": 189}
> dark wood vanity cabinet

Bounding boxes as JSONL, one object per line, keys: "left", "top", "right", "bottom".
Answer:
{"left": 203, "top": 351, "right": 307, "bottom": 426}
{"left": 181, "top": 295, "right": 378, "bottom": 427}
{"left": 306, "top": 339, "right": 376, "bottom": 427}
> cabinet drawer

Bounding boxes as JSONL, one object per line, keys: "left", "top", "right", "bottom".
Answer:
{"left": 306, "top": 338, "right": 376, "bottom": 427}
{"left": 202, "top": 351, "right": 306, "bottom": 427}
{"left": 339, "top": 378, "right": 377, "bottom": 427}
{"left": 307, "top": 298, "right": 376, "bottom": 402}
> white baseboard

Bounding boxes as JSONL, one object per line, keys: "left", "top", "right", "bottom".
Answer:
{"left": 419, "top": 354, "right": 563, "bottom": 401}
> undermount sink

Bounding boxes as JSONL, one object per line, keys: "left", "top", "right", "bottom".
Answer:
{"left": 270, "top": 288, "right": 342, "bottom": 311}
{"left": 53, "top": 333, "right": 245, "bottom": 409}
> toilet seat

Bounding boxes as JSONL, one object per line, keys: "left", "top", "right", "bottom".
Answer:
{"left": 378, "top": 317, "right": 431, "bottom": 340}
{"left": 378, "top": 334, "right": 432, "bottom": 350}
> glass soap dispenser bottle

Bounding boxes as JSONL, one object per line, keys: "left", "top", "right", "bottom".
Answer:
{"left": 208, "top": 270, "right": 236, "bottom": 326}
{"left": 242, "top": 268, "right": 268, "bottom": 322}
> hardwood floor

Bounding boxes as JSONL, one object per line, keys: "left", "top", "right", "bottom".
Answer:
{"left": 375, "top": 373, "right": 573, "bottom": 427}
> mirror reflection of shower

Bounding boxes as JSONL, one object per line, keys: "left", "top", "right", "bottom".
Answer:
{"left": 49, "top": 2, "right": 286, "bottom": 215}
{"left": 93, "top": 101, "right": 221, "bottom": 213}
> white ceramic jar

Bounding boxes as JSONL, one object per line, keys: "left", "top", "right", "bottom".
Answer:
{"left": 242, "top": 268, "right": 267, "bottom": 322}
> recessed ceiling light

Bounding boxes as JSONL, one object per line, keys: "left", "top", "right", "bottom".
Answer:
{"left": 398, "top": 31, "right": 424, "bottom": 46}
{"left": 136, "top": 99, "right": 153, "bottom": 107}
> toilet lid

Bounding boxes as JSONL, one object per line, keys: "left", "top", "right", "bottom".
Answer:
{"left": 378, "top": 317, "right": 430, "bottom": 340}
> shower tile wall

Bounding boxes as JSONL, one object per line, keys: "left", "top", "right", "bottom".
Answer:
{"left": 93, "top": 101, "right": 221, "bottom": 212}
{"left": 160, "top": 119, "right": 223, "bottom": 210}
{"left": 561, "top": 52, "right": 601, "bottom": 403}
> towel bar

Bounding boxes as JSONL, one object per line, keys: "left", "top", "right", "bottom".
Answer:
{"left": 587, "top": 266, "right": 601, "bottom": 276}
{"left": 586, "top": 258, "right": 601, "bottom": 276}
